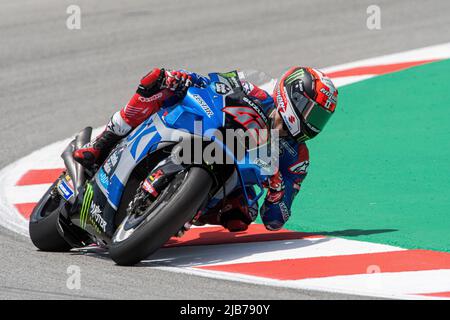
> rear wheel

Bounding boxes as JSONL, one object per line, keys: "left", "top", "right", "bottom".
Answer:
{"left": 29, "top": 181, "right": 72, "bottom": 252}
{"left": 109, "top": 167, "right": 212, "bottom": 266}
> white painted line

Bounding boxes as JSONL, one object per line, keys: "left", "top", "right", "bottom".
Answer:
{"left": 322, "top": 42, "right": 450, "bottom": 73}
{"left": 148, "top": 237, "right": 403, "bottom": 267}
{"left": 0, "top": 160, "right": 31, "bottom": 236}
{"left": 287, "top": 269, "right": 450, "bottom": 298}
{"left": 5, "top": 184, "right": 52, "bottom": 204}
{"left": 331, "top": 75, "right": 375, "bottom": 87}
{"left": 151, "top": 265, "right": 435, "bottom": 300}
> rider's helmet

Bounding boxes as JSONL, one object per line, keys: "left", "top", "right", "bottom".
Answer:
{"left": 273, "top": 67, "right": 338, "bottom": 142}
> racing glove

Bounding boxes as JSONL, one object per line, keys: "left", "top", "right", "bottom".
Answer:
{"left": 163, "top": 70, "right": 193, "bottom": 94}
{"left": 264, "top": 169, "right": 285, "bottom": 204}
{"left": 137, "top": 68, "right": 193, "bottom": 97}
{"left": 260, "top": 170, "right": 288, "bottom": 231}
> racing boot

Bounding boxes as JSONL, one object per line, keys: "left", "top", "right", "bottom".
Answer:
{"left": 222, "top": 187, "right": 258, "bottom": 232}
{"left": 195, "top": 188, "right": 258, "bottom": 232}
{"left": 73, "top": 111, "right": 132, "bottom": 168}
{"left": 194, "top": 207, "right": 251, "bottom": 232}
{"left": 73, "top": 128, "right": 122, "bottom": 169}
{"left": 220, "top": 209, "right": 252, "bottom": 232}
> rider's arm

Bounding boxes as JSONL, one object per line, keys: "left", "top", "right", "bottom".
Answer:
{"left": 119, "top": 68, "right": 170, "bottom": 128}
{"left": 241, "top": 80, "right": 273, "bottom": 107}
{"left": 116, "top": 68, "right": 198, "bottom": 129}
{"left": 260, "top": 142, "right": 309, "bottom": 231}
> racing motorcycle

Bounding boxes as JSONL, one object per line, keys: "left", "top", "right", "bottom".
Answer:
{"left": 29, "top": 70, "right": 278, "bottom": 265}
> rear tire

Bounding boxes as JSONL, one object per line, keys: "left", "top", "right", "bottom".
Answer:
{"left": 109, "top": 167, "right": 212, "bottom": 266}
{"left": 29, "top": 181, "right": 72, "bottom": 252}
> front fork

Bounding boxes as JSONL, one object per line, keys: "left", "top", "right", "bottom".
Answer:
{"left": 140, "top": 155, "right": 188, "bottom": 199}
{"left": 140, "top": 154, "right": 218, "bottom": 237}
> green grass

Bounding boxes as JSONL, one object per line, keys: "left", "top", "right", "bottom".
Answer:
{"left": 285, "top": 59, "right": 450, "bottom": 252}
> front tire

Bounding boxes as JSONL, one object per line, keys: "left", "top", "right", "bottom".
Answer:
{"left": 29, "top": 181, "right": 72, "bottom": 252}
{"left": 109, "top": 167, "right": 213, "bottom": 266}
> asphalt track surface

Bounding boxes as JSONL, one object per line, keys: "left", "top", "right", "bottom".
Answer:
{"left": 1, "top": 0, "right": 449, "bottom": 300}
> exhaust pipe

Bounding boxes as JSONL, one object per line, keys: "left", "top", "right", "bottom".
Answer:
{"left": 61, "top": 127, "right": 92, "bottom": 196}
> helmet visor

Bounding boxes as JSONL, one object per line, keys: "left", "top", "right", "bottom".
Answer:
{"left": 291, "top": 94, "right": 333, "bottom": 131}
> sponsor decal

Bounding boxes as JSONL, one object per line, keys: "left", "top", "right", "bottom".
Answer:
{"left": 219, "top": 71, "right": 238, "bottom": 78}
{"left": 279, "top": 201, "right": 290, "bottom": 222}
{"left": 320, "top": 87, "right": 337, "bottom": 109}
{"left": 254, "top": 158, "right": 271, "bottom": 170}
{"left": 241, "top": 81, "right": 253, "bottom": 94}
{"left": 103, "top": 152, "right": 119, "bottom": 175}
{"left": 65, "top": 174, "right": 74, "bottom": 188}
{"left": 193, "top": 94, "right": 214, "bottom": 118}
{"left": 142, "top": 178, "right": 158, "bottom": 197}
{"left": 138, "top": 92, "right": 163, "bottom": 103}
{"left": 80, "top": 183, "right": 94, "bottom": 229}
{"left": 216, "top": 71, "right": 242, "bottom": 89}
{"left": 322, "top": 76, "right": 334, "bottom": 89}
{"left": 219, "top": 71, "right": 241, "bottom": 88}
{"left": 278, "top": 87, "right": 301, "bottom": 137}
{"left": 89, "top": 203, "right": 107, "bottom": 233}
{"left": 227, "top": 76, "right": 240, "bottom": 88}
{"left": 242, "top": 96, "right": 268, "bottom": 123}
{"left": 280, "top": 139, "right": 297, "bottom": 157}
{"left": 288, "top": 115, "right": 296, "bottom": 124}
{"left": 297, "top": 80, "right": 304, "bottom": 92}
{"left": 276, "top": 88, "right": 286, "bottom": 112}
{"left": 306, "top": 121, "right": 320, "bottom": 133}
{"left": 214, "top": 82, "right": 231, "bottom": 95}
{"left": 288, "top": 160, "right": 309, "bottom": 175}
{"left": 98, "top": 167, "right": 109, "bottom": 190}
{"left": 142, "top": 170, "right": 164, "bottom": 197}
{"left": 58, "top": 179, "right": 74, "bottom": 200}
{"left": 285, "top": 68, "right": 305, "bottom": 85}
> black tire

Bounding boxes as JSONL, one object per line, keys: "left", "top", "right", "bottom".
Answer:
{"left": 29, "top": 181, "right": 72, "bottom": 252}
{"left": 109, "top": 167, "right": 213, "bottom": 266}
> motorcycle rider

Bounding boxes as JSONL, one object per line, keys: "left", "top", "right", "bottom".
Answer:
{"left": 73, "top": 67, "right": 338, "bottom": 232}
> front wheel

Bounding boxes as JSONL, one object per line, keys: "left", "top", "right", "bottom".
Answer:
{"left": 29, "top": 180, "right": 72, "bottom": 252}
{"left": 109, "top": 167, "right": 213, "bottom": 266}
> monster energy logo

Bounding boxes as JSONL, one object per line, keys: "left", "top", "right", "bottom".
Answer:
{"left": 285, "top": 69, "right": 305, "bottom": 85}
{"left": 80, "top": 183, "right": 93, "bottom": 229}
{"left": 219, "top": 71, "right": 238, "bottom": 78}
{"left": 218, "top": 71, "right": 241, "bottom": 89}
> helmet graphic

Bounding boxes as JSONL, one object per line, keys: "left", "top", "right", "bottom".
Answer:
{"left": 274, "top": 67, "right": 338, "bottom": 142}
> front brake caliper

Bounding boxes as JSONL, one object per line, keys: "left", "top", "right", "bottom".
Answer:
{"left": 141, "top": 155, "right": 188, "bottom": 198}
{"left": 141, "top": 169, "right": 166, "bottom": 198}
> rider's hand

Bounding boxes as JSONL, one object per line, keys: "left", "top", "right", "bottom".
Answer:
{"left": 264, "top": 170, "right": 285, "bottom": 204}
{"left": 137, "top": 68, "right": 166, "bottom": 97}
{"left": 162, "top": 70, "right": 193, "bottom": 94}
{"left": 137, "top": 68, "right": 193, "bottom": 97}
